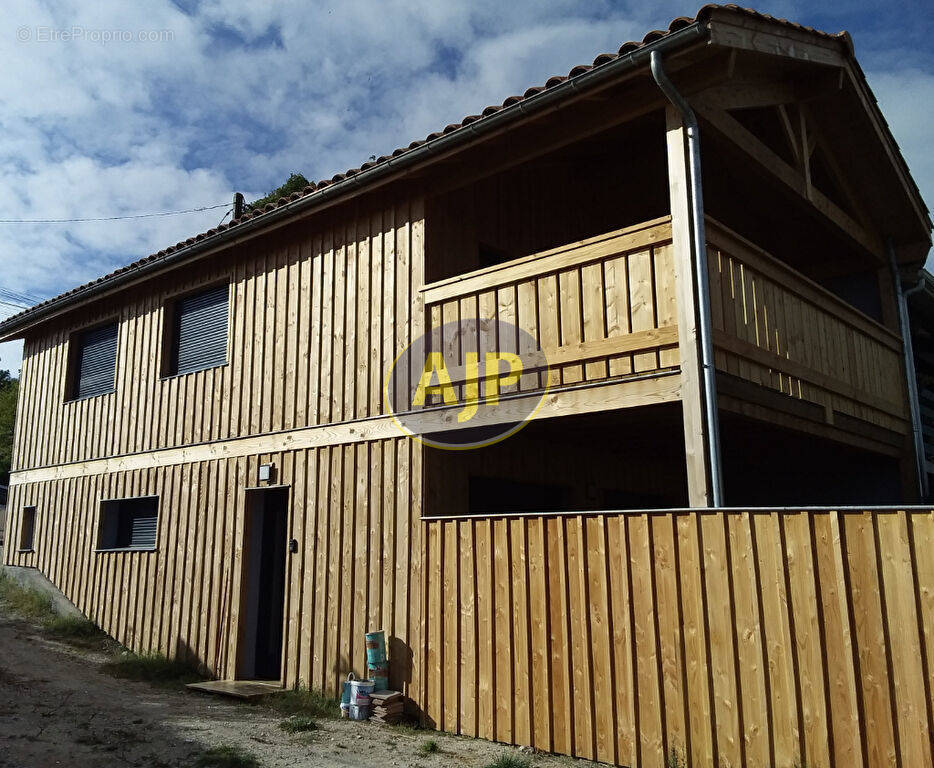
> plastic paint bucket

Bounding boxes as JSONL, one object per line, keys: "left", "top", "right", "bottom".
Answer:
{"left": 365, "top": 630, "right": 387, "bottom": 665}
{"left": 350, "top": 679, "right": 375, "bottom": 707}
{"left": 349, "top": 704, "right": 370, "bottom": 721}
{"left": 340, "top": 673, "right": 355, "bottom": 716}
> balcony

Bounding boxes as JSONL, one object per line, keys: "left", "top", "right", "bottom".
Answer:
{"left": 420, "top": 215, "right": 679, "bottom": 401}
{"left": 417, "top": 214, "right": 910, "bottom": 456}
{"left": 706, "top": 218, "right": 910, "bottom": 438}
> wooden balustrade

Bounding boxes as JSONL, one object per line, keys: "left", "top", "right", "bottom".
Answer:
{"left": 706, "top": 218, "right": 909, "bottom": 433}
{"left": 420, "top": 216, "right": 679, "bottom": 399}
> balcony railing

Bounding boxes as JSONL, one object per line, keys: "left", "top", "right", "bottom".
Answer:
{"left": 420, "top": 216, "right": 679, "bottom": 399}
{"left": 419, "top": 214, "right": 910, "bottom": 436}
{"left": 706, "top": 218, "right": 909, "bottom": 432}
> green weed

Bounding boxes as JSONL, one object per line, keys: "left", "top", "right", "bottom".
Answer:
{"left": 193, "top": 744, "right": 260, "bottom": 768}
{"left": 278, "top": 715, "right": 318, "bottom": 733}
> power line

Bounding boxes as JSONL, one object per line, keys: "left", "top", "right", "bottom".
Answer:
{"left": 0, "top": 299, "right": 29, "bottom": 311}
{"left": 0, "top": 202, "right": 230, "bottom": 224}
{"left": 0, "top": 287, "right": 45, "bottom": 305}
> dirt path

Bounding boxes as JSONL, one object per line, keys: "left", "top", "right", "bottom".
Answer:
{"left": 0, "top": 612, "right": 581, "bottom": 768}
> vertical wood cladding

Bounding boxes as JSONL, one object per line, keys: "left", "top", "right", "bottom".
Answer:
{"left": 5, "top": 439, "right": 422, "bottom": 698}
{"left": 11, "top": 198, "right": 425, "bottom": 471}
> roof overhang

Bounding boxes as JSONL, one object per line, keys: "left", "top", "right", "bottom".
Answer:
{"left": 1, "top": 4, "right": 929, "bottom": 342}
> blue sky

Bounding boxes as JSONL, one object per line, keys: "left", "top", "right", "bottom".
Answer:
{"left": 1, "top": 0, "right": 932, "bottom": 374}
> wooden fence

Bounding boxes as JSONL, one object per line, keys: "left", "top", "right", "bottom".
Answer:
{"left": 421, "top": 509, "right": 934, "bottom": 768}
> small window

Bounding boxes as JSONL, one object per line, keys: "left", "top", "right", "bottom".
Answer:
{"left": 68, "top": 322, "right": 118, "bottom": 400}
{"left": 18, "top": 506, "right": 36, "bottom": 551}
{"left": 98, "top": 497, "right": 159, "bottom": 551}
{"left": 165, "top": 283, "right": 229, "bottom": 376}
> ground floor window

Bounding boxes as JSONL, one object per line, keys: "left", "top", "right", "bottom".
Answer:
{"left": 18, "top": 506, "right": 36, "bottom": 551}
{"left": 97, "top": 496, "right": 159, "bottom": 551}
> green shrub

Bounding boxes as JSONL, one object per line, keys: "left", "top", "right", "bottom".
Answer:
{"left": 101, "top": 651, "right": 203, "bottom": 686}
{"left": 262, "top": 686, "right": 339, "bottom": 718}
{"left": 484, "top": 753, "right": 531, "bottom": 768}
{"left": 248, "top": 173, "right": 310, "bottom": 211}
{"left": 278, "top": 715, "right": 318, "bottom": 733}
{"left": 194, "top": 744, "right": 259, "bottom": 768}
{"left": 418, "top": 738, "right": 440, "bottom": 756}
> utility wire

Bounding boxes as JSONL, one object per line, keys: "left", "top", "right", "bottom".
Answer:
{"left": 0, "top": 287, "right": 45, "bottom": 305}
{"left": 0, "top": 202, "right": 229, "bottom": 224}
{"left": 0, "top": 299, "right": 29, "bottom": 310}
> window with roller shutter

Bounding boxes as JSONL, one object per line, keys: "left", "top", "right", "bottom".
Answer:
{"left": 68, "top": 322, "right": 118, "bottom": 400}
{"left": 165, "top": 283, "right": 229, "bottom": 376}
{"left": 97, "top": 496, "right": 159, "bottom": 551}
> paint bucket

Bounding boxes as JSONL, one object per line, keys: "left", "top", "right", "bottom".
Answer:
{"left": 340, "top": 673, "right": 356, "bottom": 717}
{"left": 365, "top": 630, "right": 387, "bottom": 665}
{"left": 367, "top": 659, "right": 389, "bottom": 692}
{"left": 349, "top": 704, "right": 370, "bottom": 721}
{"left": 350, "top": 679, "right": 375, "bottom": 708}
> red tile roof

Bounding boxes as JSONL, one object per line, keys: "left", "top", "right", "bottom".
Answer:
{"left": 0, "top": 5, "right": 870, "bottom": 336}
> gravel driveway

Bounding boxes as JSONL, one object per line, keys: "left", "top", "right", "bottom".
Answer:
{"left": 0, "top": 610, "right": 581, "bottom": 768}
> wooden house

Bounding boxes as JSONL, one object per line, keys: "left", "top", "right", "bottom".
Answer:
{"left": 3, "top": 6, "right": 934, "bottom": 767}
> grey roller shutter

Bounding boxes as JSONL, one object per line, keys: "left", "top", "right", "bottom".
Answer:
{"left": 125, "top": 504, "right": 158, "bottom": 549}
{"left": 75, "top": 323, "right": 118, "bottom": 399}
{"left": 100, "top": 497, "right": 159, "bottom": 550}
{"left": 173, "top": 284, "right": 229, "bottom": 375}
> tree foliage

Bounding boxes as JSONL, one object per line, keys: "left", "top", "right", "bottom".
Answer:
{"left": 248, "top": 172, "right": 310, "bottom": 212}
{"left": 0, "top": 371, "right": 18, "bottom": 483}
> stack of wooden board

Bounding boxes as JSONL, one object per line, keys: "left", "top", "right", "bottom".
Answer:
{"left": 369, "top": 690, "right": 404, "bottom": 724}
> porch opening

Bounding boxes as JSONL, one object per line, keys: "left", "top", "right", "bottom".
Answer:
{"left": 424, "top": 404, "right": 689, "bottom": 516}
{"left": 719, "top": 412, "right": 903, "bottom": 506}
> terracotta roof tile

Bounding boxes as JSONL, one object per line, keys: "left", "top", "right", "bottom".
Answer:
{"left": 0, "top": 4, "right": 865, "bottom": 332}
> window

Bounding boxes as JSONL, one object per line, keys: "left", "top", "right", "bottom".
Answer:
{"left": 97, "top": 497, "right": 159, "bottom": 551}
{"left": 68, "top": 322, "right": 118, "bottom": 400}
{"left": 165, "top": 283, "right": 229, "bottom": 376}
{"left": 18, "top": 506, "right": 36, "bottom": 551}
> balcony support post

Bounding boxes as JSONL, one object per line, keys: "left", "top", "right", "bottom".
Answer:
{"left": 654, "top": 51, "right": 725, "bottom": 507}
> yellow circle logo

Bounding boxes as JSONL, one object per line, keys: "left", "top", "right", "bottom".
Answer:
{"left": 384, "top": 318, "right": 550, "bottom": 449}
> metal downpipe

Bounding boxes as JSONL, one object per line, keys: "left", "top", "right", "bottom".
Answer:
{"left": 650, "top": 50, "right": 724, "bottom": 507}
{"left": 889, "top": 244, "right": 929, "bottom": 500}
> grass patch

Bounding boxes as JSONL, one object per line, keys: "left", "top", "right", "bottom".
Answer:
{"left": 485, "top": 753, "right": 531, "bottom": 768}
{"left": 101, "top": 651, "right": 203, "bottom": 686}
{"left": 263, "top": 687, "right": 339, "bottom": 719}
{"left": 194, "top": 744, "right": 260, "bottom": 768}
{"left": 278, "top": 715, "right": 318, "bottom": 733}
{"left": 0, "top": 572, "right": 58, "bottom": 623}
{"left": 0, "top": 572, "right": 105, "bottom": 647}
{"left": 418, "top": 738, "right": 440, "bottom": 756}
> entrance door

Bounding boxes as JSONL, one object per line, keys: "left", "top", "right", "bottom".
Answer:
{"left": 238, "top": 486, "right": 289, "bottom": 681}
